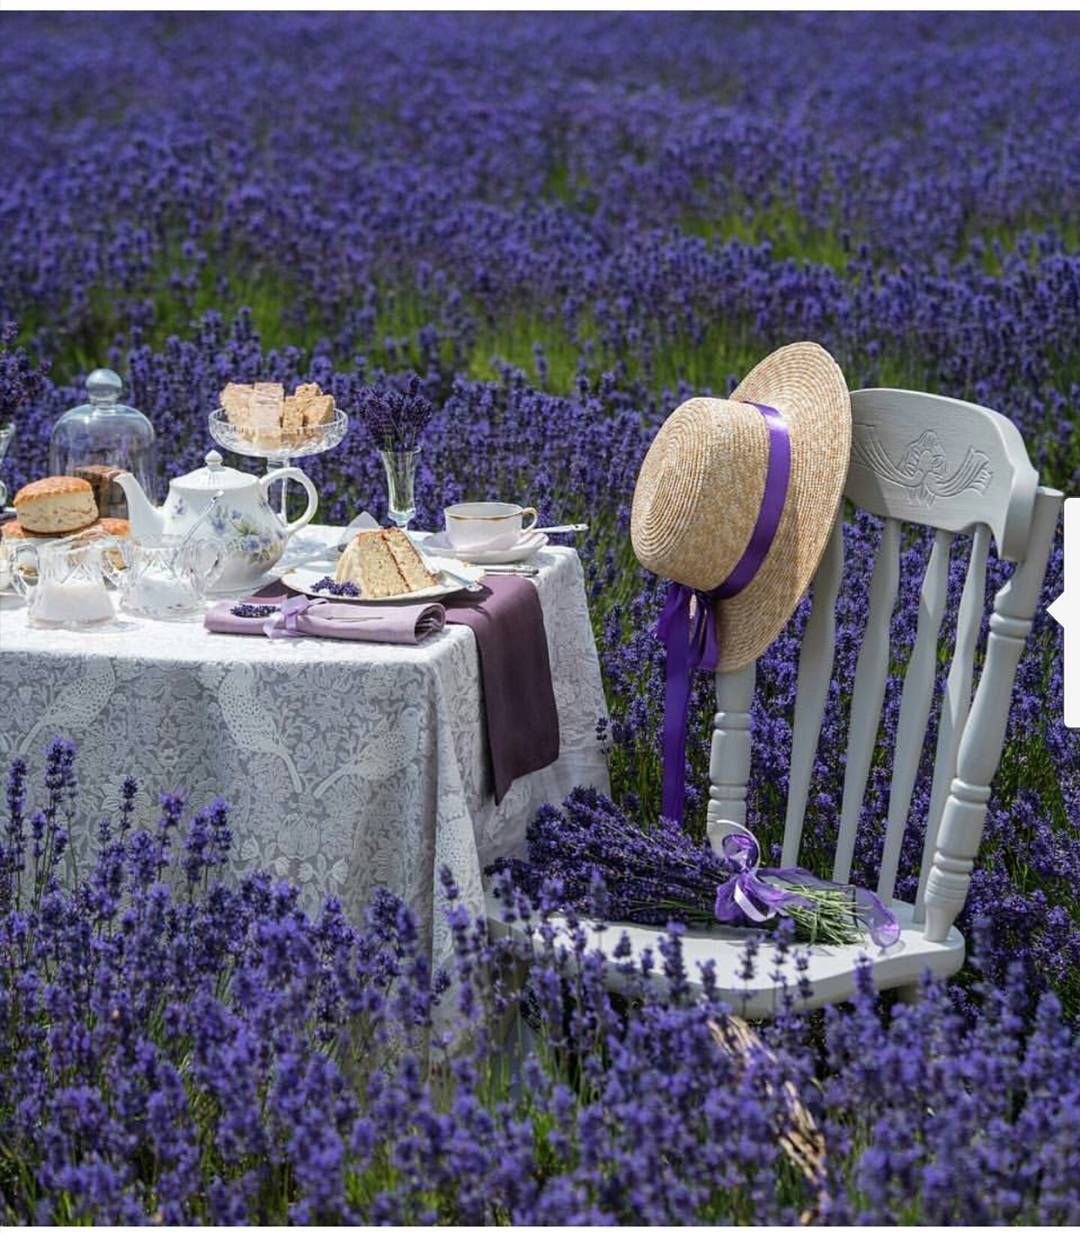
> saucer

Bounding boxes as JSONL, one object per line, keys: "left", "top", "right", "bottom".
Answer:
{"left": 422, "top": 530, "right": 548, "bottom": 565}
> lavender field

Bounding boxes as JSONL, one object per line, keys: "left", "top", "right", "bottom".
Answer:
{"left": 1, "top": 11, "right": 1079, "bottom": 1225}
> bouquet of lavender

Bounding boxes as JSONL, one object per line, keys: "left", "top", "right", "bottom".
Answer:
{"left": 489, "top": 788, "right": 895, "bottom": 947}
{"left": 355, "top": 372, "right": 435, "bottom": 451}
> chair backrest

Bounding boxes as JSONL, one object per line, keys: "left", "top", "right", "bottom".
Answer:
{"left": 707, "top": 388, "right": 1062, "bottom": 940}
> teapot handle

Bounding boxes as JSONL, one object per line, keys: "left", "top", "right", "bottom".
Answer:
{"left": 259, "top": 467, "right": 319, "bottom": 536}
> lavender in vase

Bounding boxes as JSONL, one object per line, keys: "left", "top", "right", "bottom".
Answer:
{"left": 355, "top": 374, "right": 435, "bottom": 530}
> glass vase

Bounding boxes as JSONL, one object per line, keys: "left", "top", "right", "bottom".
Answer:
{"left": 379, "top": 447, "right": 419, "bottom": 529}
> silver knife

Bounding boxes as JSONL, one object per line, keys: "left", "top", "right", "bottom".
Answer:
{"left": 432, "top": 561, "right": 485, "bottom": 593}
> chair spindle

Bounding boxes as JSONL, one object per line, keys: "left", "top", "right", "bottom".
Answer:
{"left": 877, "top": 528, "right": 954, "bottom": 903}
{"left": 914, "top": 524, "right": 989, "bottom": 922}
{"left": 833, "top": 516, "right": 901, "bottom": 885}
{"left": 707, "top": 661, "right": 756, "bottom": 852}
{"left": 782, "top": 516, "right": 844, "bottom": 867}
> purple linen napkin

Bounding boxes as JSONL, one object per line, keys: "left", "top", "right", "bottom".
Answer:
{"left": 444, "top": 575, "right": 560, "bottom": 803}
{"left": 204, "top": 593, "right": 445, "bottom": 644}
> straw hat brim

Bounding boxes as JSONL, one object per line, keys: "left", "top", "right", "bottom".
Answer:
{"left": 631, "top": 341, "right": 851, "bottom": 672}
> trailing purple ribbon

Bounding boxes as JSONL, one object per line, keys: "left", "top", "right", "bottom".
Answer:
{"left": 263, "top": 594, "right": 325, "bottom": 639}
{"left": 713, "top": 832, "right": 901, "bottom": 949}
{"left": 656, "top": 402, "right": 792, "bottom": 823}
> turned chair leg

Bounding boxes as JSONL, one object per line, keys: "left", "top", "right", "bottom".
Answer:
{"left": 707, "top": 662, "right": 756, "bottom": 854}
{"left": 924, "top": 489, "right": 1061, "bottom": 943}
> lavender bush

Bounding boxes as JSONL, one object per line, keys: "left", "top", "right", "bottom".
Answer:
{"left": 2, "top": 746, "right": 1078, "bottom": 1224}
{"left": 0, "top": 322, "right": 48, "bottom": 426}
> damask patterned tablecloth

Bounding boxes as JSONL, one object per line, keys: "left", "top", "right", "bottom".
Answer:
{"left": 0, "top": 525, "right": 610, "bottom": 969}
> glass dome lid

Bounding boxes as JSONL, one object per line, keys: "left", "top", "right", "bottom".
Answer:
{"left": 69, "top": 368, "right": 141, "bottom": 415}
{"left": 49, "top": 367, "right": 159, "bottom": 511}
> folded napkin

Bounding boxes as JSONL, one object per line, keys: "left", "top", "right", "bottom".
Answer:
{"left": 444, "top": 575, "right": 560, "bottom": 803}
{"left": 204, "top": 591, "right": 445, "bottom": 644}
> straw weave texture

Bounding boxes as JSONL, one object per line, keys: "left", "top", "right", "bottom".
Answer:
{"left": 630, "top": 341, "right": 851, "bottom": 671}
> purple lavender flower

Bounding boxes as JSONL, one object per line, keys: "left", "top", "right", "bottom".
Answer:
{"left": 355, "top": 373, "right": 435, "bottom": 451}
{"left": 310, "top": 576, "right": 360, "bottom": 597}
{"left": 229, "top": 602, "right": 278, "bottom": 618}
{"left": 0, "top": 321, "right": 49, "bottom": 424}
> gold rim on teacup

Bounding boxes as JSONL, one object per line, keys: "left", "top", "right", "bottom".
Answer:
{"left": 444, "top": 502, "right": 539, "bottom": 552}
{"left": 445, "top": 503, "right": 538, "bottom": 526}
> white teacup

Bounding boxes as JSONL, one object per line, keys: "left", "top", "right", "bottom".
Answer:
{"left": 444, "top": 501, "right": 538, "bottom": 552}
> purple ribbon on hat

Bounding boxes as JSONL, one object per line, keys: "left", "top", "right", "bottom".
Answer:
{"left": 656, "top": 401, "right": 792, "bottom": 823}
{"left": 714, "top": 832, "right": 901, "bottom": 949}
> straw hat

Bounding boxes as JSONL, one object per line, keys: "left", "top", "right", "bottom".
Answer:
{"left": 631, "top": 341, "right": 851, "bottom": 672}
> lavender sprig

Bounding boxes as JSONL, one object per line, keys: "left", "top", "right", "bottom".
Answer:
{"left": 311, "top": 576, "right": 360, "bottom": 597}
{"left": 230, "top": 602, "right": 278, "bottom": 618}
{"left": 355, "top": 373, "right": 434, "bottom": 452}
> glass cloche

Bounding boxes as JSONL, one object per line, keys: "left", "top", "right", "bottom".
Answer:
{"left": 49, "top": 368, "right": 158, "bottom": 518}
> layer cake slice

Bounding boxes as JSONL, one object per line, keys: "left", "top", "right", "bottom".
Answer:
{"left": 334, "top": 528, "right": 437, "bottom": 598}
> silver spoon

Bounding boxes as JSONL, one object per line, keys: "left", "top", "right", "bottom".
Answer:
{"left": 179, "top": 490, "right": 225, "bottom": 551}
{"left": 534, "top": 523, "right": 588, "bottom": 535}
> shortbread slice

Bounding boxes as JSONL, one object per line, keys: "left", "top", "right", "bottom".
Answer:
{"left": 293, "top": 382, "right": 321, "bottom": 409}
{"left": 281, "top": 395, "right": 306, "bottom": 438}
{"left": 302, "top": 393, "right": 336, "bottom": 428}
{"left": 220, "top": 382, "right": 254, "bottom": 427}
{"left": 250, "top": 383, "right": 285, "bottom": 449}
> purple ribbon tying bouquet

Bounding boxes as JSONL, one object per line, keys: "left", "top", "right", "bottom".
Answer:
{"left": 713, "top": 831, "right": 899, "bottom": 948}
{"left": 489, "top": 787, "right": 899, "bottom": 949}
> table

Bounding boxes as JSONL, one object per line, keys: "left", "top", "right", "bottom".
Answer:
{"left": 0, "top": 525, "right": 610, "bottom": 970}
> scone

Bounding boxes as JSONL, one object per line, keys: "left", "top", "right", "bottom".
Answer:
{"left": 13, "top": 477, "right": 98, "bottom": 534}
{"left": 2, "top": 515, "right": 130, "bottom": 541}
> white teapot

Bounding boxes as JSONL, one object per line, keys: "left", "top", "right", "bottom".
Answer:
{"left": 115, "top": 451, "right": 318, "bottom": 592}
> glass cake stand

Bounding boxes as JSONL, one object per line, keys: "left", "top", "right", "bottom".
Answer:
{"left": 208, "top": 407, "right": 349, "bottom": 518}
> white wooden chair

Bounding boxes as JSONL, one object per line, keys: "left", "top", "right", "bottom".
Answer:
{"left": 489, "top": 389, "right": 1062, "bottom": 1017}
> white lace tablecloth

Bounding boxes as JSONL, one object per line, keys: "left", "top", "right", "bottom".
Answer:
{"left": 0, "top": 525, "right": 610, "bottom": 969}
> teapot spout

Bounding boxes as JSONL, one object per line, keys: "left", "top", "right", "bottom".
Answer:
{"left": 114, "top": 472, "right": 164, "bottom": 539}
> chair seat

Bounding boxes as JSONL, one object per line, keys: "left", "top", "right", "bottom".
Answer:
{"left": 485, "top": 891, "right": 965, "bottom": 1019}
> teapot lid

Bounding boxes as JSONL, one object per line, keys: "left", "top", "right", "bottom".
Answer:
{"left": 172, "top": 450, "right": 256, "bottom": 492}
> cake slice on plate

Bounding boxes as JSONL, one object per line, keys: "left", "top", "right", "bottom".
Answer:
{"left": 335, "top": 528, "right": 438, "bottom": 598}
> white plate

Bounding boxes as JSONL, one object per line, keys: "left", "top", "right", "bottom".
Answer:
{"left": 279, "top": 557, "right": 484, "bottom": 604}
{"left": 421, "top": 529, "right": 548, "bottom": 564}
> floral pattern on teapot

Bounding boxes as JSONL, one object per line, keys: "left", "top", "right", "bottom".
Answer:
{"left": 115, "top": 450, "right": 319, "bottom": 592}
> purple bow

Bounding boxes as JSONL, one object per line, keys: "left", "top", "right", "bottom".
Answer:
{"left": 714, "top": 832, "right": 901, "bottom": 949}
{"left": 656, "top": 402, "right": 792, "bottom": 823}
{"left": 263, "top": 594, "right": 325, "bottom": 639}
